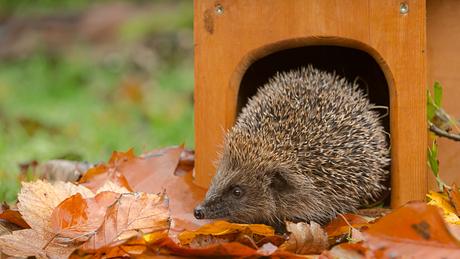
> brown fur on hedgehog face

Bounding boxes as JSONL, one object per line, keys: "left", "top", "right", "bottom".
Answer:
{"left": 194, "top": 66, "right": 390, "bottom": 229}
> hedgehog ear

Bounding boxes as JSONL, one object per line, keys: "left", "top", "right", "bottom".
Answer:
{"left": 269, "top": 171, "right": 290, "bottom": 191}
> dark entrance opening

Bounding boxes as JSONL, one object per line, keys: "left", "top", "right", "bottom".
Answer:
{"left": 237, "top": 45, "right": 391, "bottom": 204}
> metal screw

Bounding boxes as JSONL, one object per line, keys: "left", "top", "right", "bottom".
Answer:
{"left": 215, "top": 4, "right": 224, "bottom": 15}
{"left": 400, "top": 2, "right": 409, "bottom": 14}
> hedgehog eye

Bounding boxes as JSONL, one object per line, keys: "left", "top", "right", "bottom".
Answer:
{"left": 231, "top": 186, "right": 243, "bottom": 198}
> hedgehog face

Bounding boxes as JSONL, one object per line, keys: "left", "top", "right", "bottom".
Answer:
{"left": 194, "top": 163, "right": 295, "bottom": 226}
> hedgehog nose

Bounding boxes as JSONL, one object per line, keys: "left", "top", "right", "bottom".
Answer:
{"left": 194, "top": 206, "right": 205, "bottom": 219}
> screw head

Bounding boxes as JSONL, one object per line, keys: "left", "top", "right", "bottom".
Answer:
{"left": 400, "top": 2, "right": 409, "bottom": 14}
{"left": 215, "top": 4, "right": 224, "bottom": 15}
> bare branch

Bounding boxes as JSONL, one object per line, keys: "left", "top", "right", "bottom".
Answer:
{"left": 429, "top": 122, "right": 460, "bottom": 141}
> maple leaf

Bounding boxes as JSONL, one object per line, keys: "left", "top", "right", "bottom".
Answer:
{"left": 279, "top": 221, "right": 329, "bottom": 255}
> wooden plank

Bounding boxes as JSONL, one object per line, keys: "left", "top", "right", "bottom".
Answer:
{"left": 427, "top": 0, "right": 460, "bottom": 190}
{"left": 194, "top": 0, "right": 427, "bottom": 206}
{"left": 369, "top": 0, "right": 427, "bottom": 206}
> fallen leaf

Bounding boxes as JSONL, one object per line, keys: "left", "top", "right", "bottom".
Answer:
{"left": 178, "top": 220, "right": 275, "bottom": 246}
{"left": 148, "top": 237, "right": 306, "bottom": 258}
{"left": 0, "top": 228, "right": 77, "bottom": 259}
{"left": 324, "top": 213, "right": 369, "bottom": 240}
{"left": 50, "top": 192, "right": 121, "bottom": 243}
{"left": 427, "top": 191, "right": 460, "bottom": 224}
{"left": 174, "top": 148, "right": 194, "bottom": 176}
{"left": 0, "top": 220, "right": 22, "bottom": 236}
{"left": 79, "top": 164, "right": 133, "bottom": 192}
{"left": 80, "top": 147, "right": 207, "bottom": 231}
{"left": 17, "top": 180, "right": 93, "bottom": 233}
{"left": 79, "top": 192, "right": 170, "bottom": 252}
{"left": 0, "top": 203, "right": 29, "bottom": 228}
{"left": 341, "top": 201, "right": 460, "bottom": 258}
{"left": 279, "top": 221, "right": 329, "bottom": 254}
{"left": 96, "top": 180, "right": 131, "bottom": 194}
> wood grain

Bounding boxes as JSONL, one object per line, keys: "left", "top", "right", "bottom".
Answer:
{"left": 194, "top": 0, "right": 427, "bottom": 207}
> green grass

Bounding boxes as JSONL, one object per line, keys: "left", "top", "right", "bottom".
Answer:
{"left": 0, "top": 49, "right": 194, "bottom": 202}
{"left": 0, "top": 0, "right": 195, "bottom": 202}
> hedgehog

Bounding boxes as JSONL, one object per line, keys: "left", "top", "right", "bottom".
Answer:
{"left": 194, "top": 66, "right": 390, "bottom": 231}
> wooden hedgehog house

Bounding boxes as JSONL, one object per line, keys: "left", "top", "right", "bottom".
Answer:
{"left": 194, "top": 0, "right": 428, "bottom": 207}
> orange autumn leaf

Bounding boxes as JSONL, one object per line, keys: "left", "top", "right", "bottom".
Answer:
{"left": 324, "top": 214, "right": 369, "bottom": 238}
{"left": 0, "top": 203, "right": 29, "bottom": 229}
{"left": 337, "top": 201, "right": 460, "bottom": 258}
{"left": 178, "top": 220, "right": 275, "bottom": 246}
{"left": 0, "top": 181, "right": 95, "bottom": 259}
{"left": 50, "top": 192, "right": 121, "bottom": 243}
{"left": 79, "top": 192, "right": 170, "bottom": 252}
{"left": 147, "top": 236, "right": 307, "bottom": 259}
{"left": 78, "top": 149, "right": 139, "bottom": 192}
{"left": 79, "top": 147, "right": 207, "bottom": 232}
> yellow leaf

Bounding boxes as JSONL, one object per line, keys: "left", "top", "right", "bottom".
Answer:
{"left": 427, "top": 191, "right": 460, "bottom": 224}
{"left": 178, "top": 220, "right": 274, "bottom": 245}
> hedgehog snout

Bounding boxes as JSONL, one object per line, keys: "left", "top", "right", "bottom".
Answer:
{"left": 194, "top": 205, "right": 205, "bottom": 219}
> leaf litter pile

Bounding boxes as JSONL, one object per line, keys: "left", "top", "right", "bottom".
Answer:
{"left": 1, "top": 147, "right": 460, "bottom": 258}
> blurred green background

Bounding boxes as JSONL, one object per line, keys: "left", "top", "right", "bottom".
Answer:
{"left": 0, "top": 0, "right": 194, "bottom": 201}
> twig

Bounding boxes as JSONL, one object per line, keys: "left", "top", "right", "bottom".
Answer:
{"left": 429, "top": 122, "right": 460, "bottom": 141}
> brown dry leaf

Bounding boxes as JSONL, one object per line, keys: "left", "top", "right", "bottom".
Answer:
{"left": 0, "top": 180, "right": 103, "bottom": 259}
{"left": 0, "top": 203, "right": 29, "bottom": 228}
{"left": 50, "top": 192, "right": 121, "bottom": 243}
{"left": 174, "top": 148, "right": 194, "bottom": 176}
{"left": 178, "top": 220, "right": 275, "bottom": 246}
{"left": 79, "top": 147, "right": 207, "bottom": 231}
{"left": 340, "top": 201, "right": 460, "bottom": 258}
{"left": 17, "top": 180, "right": 93, "bottom": 233}
{"left": 79, "top": 192, "right": 170, "bottom": 252}
{"left": 0, "top": 228, "right": 76, "bottom": 259}
{"left": 148, "top": 236, "right": 307, "bottom": 259}
{"left": 96, "top": 180, "right": 131, "bottom": 194}
{"left": 324, "top": 214, "right": 369, "bottom": 245}
{"left": 279, "top": 221, "right": 329, "bottom": 255}
{"left": 78, "top": 149, "right": 136, "bottom": 192}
